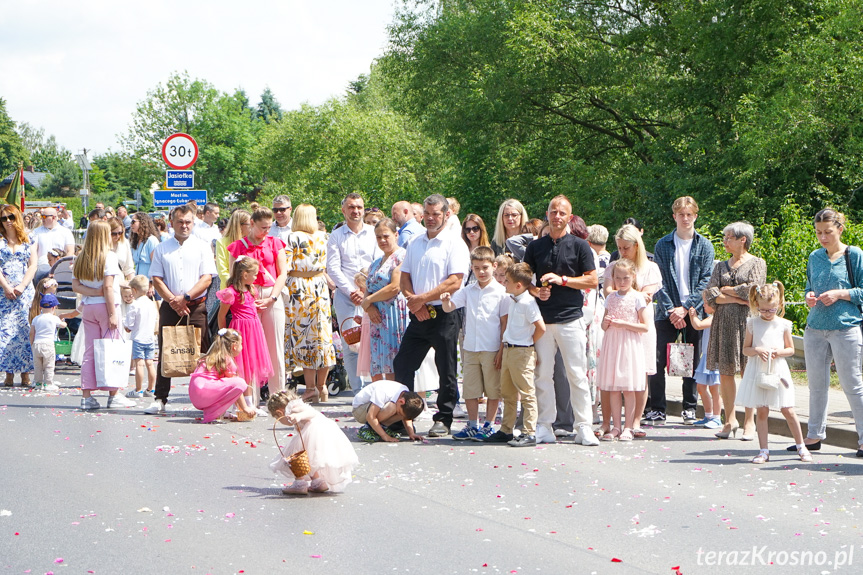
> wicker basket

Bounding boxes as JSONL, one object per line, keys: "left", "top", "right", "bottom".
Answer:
{"left": 273, "top": 421, "right": 311, "bottom": 478}
{"left": 339, "top": 316, "right": 362, "bottom": 346}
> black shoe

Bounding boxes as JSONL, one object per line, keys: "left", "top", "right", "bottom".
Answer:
{"left": 787, "top": 440, "right": 821, "bottom": 452}
{"left": 428, "top": 421, "right": 450, "bottom": 437}
{"left": 483, "top": 430, "right": 514, "bottom": 443}
{"left": 260, "top": 385, "right": 270, "bottom": 402}
{"left": 681, "top": 409, "right": 697, "bottom": 425}
{"left": 857, "top": 449, "right": 863, "bottom": 458}
{"left": 508, "top": 434, "right": 536, "bottom": 447}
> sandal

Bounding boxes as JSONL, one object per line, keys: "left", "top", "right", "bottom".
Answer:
{"left": 631, "top": 428, "right": 647, "bottom": 439}
{"left": 600, "top": 428, "right": 620, "bottom": 442}
{"left": 594, "top": 426, "right": 610, "bottom": 438}
{"left": 797, "top": 446, "right": 813, "bottom": 463}
{"left": 751, "top": 450, "right": 770, "bottom": 464}
{"left": 619, "top": 428, "right": 634, "bottom": 442}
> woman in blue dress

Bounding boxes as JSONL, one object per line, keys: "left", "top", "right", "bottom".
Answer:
{"left": 0, "top": 205, "right": 37, "bottom": 387}
{"left": 129, "top": 213, "right": 160, "bottom": 296}
{"left": 361, "top": 218, "right": 409, "bottom": 381}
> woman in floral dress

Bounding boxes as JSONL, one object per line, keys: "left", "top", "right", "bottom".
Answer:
{"left": 362, "top": 218, "right": 409, "bottom": 381}
{"left": 284, "top": 204, "right": 335, "bottom": 402}
{"left": 0, "top": 205, "right": 36, "bottom": 387}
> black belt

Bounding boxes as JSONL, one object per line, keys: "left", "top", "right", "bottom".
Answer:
{"left": 504, "top": 343, "right": 533, "bottom": 348}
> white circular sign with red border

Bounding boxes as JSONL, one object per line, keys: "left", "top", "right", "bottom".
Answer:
{"left": 161, "top": 133, "right": 199, "bottom": 169}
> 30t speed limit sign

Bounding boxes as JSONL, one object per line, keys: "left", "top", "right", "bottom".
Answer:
{"left": 161, "top": 133, "right": 199, "bottom": 169}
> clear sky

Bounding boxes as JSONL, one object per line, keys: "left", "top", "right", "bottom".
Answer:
{"left": 1, "top": 0, "right": 397, "bottom": 157}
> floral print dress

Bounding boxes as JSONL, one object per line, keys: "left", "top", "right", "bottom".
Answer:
{"left": 0, "top": 238, "right": 34, "bottom": 373}
{"left": 284, "top": 231, "right": 335, "bottom": 370}
{"left": 366, "top": 248, "right": 409, "bottom": 376}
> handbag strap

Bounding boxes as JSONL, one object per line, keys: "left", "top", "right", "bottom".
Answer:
{"left": 843, "top": 247, "right": 863, "bottom": 322}
{"left": 175, "top": 315, "right": 191, "bottom": 326}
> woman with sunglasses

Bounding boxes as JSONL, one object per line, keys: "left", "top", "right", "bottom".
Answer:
{"left": 461, "top": 215, "right": 490, "bottom": 285}
{"left": 130, "top": 213, "right": 160, "bottom": 297}
{"left": 491, "top": 199, "right": 530, "bottom": 260}
{"left": 0, "top": 205, "right": 37, "bottom": 387}
{"left": 703, "top": 221, "right": 765, "bottom": 440}
{"left": 108, "top": 217, "right": 135, "bottom": 283}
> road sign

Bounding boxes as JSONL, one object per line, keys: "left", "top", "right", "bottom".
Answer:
{"left": 166, "top": 170, "right": 195, "bottom": 189}
{"left": 161, "top": 133, "right": 199, "bottom": 169}
{"left": 153, "top": 190, "right": 207, "bottom": 208}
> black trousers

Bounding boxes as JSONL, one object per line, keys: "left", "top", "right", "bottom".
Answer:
{"left": 393, "top": 306, "right": 460, "bottom": 427}
{"left": 155, "top": 301, "right": 209, "bottom": 403}
{"left": 648, "top": 316, "right": 701, "bottom": 413}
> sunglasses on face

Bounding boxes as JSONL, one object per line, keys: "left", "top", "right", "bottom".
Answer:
{"left": 272, "top": 207, "right": 291, "bottom": 213}
{"left": 464, "top": 226, "right": 480, "bottom": 233}
{"left": 111, "top": 231, "right": 123, "bottom": 237}
{"left": 0, "top": 214, "right": 16, "bottom": 223}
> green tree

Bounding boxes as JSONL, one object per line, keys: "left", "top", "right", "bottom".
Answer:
{"left": 92, "top": 152, "right": 155, "bottom": 210}
{"left": 255, "top": 88, "right": 283, "bottom": 124}
{"left": 38, "top": 161, "right": 82, "bottom": 197}
{"left": 15, "top": 123, "right": 73, "bottom": 175}
{"left": 0, "top": 99, "right": 28, "bottom": 177}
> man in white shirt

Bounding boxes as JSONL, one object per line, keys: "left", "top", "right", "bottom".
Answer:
{"left": 327, "top": 193, "right": 380, "bottom": 393}
{"left": 268, "top": 195, "right": 293, "bottom": 244}
{"left": 391, "top": 200, "right": 424, "bottom": 248}
{"left": 32, "top": 207, "right": 75, "bottom": 282}
{"left": 393, "top": 194, "right": 470, "bottom": 436}
{"left": 57, "top": 205, "right": 74, "bottom": 230}
{"left": 193, "top": 202, "right": 221, "bottom": 248}
{"left": 145, "top": 204, "right": 217, "bottom": 414}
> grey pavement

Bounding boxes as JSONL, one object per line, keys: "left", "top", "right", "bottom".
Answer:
{"left": 1, "top": 365, "right": 862, "bottom": 575}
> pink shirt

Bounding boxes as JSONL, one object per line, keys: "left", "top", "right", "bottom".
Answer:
{"left": 227, "top": 236, "right": 285, "bottom": 287}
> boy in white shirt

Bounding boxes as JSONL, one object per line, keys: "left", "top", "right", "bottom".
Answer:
{"left": 29, "top": 294, "right": 67, "bottom": 392}
{"left": 441, "top": 246, "right": 509, "bottom": 441}
{"left": 483, "top": 262, "right": 546, "bottom": 446}
{"left": 124, "top": 275, "right": 158, "bottom": 398}
{"left": 352, "top": 380, "right": 425, "bottom": 442}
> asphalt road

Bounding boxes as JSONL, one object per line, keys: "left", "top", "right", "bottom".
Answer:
{"left": 2, "top": 367, "right": 862, "bottom": 575}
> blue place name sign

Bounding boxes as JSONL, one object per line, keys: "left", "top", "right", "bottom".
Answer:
{"left": 153, "top": 190, "right": 208, "bottom": 208}
{"left": 166, "top": 170, "right": 195, "bottom": 189}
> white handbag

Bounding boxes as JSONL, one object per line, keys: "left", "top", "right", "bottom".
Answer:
{"left": 755, "top": 355, "right": 780, "bottom": 391}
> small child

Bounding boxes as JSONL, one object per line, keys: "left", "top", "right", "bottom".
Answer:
{"left": 493, "top": 254, "right": 514, "bottom": 285}
{"left": 217, "top": 256, "right": 274, "bottom": 409}
{"left": 268, "top": 389, "right": 359, "bottom": 495}
{"left": 188, "top": 328, "right": 257, "bottom": 422}
{"left": 441, "top": 246, "right": 509, "bottom": 441}
{"left": 29, "top": 294, "right": 67, "bottom": 391}
{"left": 352, "top": 379, "right": 425, "bottom": 442}
{"left": 596, "top": 259, "right": 649, "bottom": 442}
{"left": 483, "top": 262, "right": 546, "bottom": 446}
{"left": 124, "top": 275, "right": 157, "bottom": 398}
{"left": 690, "top": 301, "right": 722, "bottom": 429}
{"left": 29, "top": 277, "right": 58, "bottom": 323}
{"left": 737, "top": 282, "right": 811, "bottom": 464}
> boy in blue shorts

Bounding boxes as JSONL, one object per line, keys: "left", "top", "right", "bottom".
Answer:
{"left": 124, "top": 275, "right": 157, "bottom": 398}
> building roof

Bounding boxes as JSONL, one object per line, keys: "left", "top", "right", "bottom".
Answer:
{"left": 1, "top": 170, "right": 49, "bottom": 189}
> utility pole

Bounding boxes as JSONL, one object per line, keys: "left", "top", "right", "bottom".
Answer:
{"left": 75, "top": 148, "right": 91, "bottom": 214}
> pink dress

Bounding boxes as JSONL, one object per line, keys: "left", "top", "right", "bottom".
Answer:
{"left": 189, "top": 358, "right": 247, "bottom": 423}
{"left": 597, "top": 290, "right": 647, "bottom": 392}
{"left": 216, "top": 286, "right": 274, "bottom": 387}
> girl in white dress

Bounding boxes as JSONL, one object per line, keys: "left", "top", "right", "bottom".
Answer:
{"left": 597, "top": 259, "right": 649, "bottom": 441}
{"left": 737, "top": 282, "right": 811, "bottom": 464}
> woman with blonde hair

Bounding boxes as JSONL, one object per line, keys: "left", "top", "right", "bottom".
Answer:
{"left": 599, "top": 224, "right": 662, "bottom": 438}
{"left": 72, "top": 221, "right": 133, "bottom": 409}
{"left": 491, "top": 199, "right": 529, "bottom": 259}
{"left": 0, "top": 204, "right": 37, "bottom": 387}
{"left": 284, "top": 204, "right": 335, "bottom": 402}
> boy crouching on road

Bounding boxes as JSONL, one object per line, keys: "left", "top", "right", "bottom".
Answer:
{"left": 353, "top": 380, "right": 425, "bottom": 442}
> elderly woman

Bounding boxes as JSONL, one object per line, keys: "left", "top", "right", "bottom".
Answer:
{"left": 0, "top": 205, "right": 37, "bottom": 387}
{"left": 600, "top": 224, "right": 663, "bottom": 438}
{"left": 228, "top": 207, "right": 288, "bottom": 399}
{"left": 796, "top": 208, "right": 863, "bottom": 456}
{"left": 703, "top": 221, "right": 766, "bottom": 440}
{"left": 491, "top": 199, "right": 530, "bottom": 260}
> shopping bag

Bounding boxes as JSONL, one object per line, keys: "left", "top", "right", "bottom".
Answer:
{"left": 666, "top": 339, "right": 694, "bottom": 377}
{"left": 95, "top": 331, "right": 132, "bottom": 388}
{"left": 160, "top": 316, "right": 202, "bottom": 377}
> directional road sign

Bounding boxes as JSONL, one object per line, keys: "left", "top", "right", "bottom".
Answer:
{"left": 166, "top": 170, "right": 195, "bottom": 189}
{"left": 153, "top": 190, "right": 208, "bottom": 208}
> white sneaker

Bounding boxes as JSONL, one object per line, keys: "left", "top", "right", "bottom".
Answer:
{"left": 144, "top": 400, "right": 167, "bottom": 414}
{"left": 554, "top": 428, "right": 574, "bottom": 437}
{"left": 536, "top": 424, "right": 557, "bottom": 444}
{"left": 577, "top": 424, "right": 600, "bottom": 446}
{"left": 453, "top": 404, "right": 468, "bottom": 419}
{"left": 42, "top": 383, "right": 60, "bottom": 392}
{"left": 107, "top": 394, "right": 135, "bottom": 408}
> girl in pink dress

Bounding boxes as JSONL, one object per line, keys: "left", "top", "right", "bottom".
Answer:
{"left": 217, "top": 256, "right": 274, "bottom": 407}
{"left": 189, "top": 328, "right": 257, "bottom": 422}
{"left": 597, "top": 259, "right": 649, "bottom": 442}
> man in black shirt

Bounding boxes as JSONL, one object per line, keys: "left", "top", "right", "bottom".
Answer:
{"left": 524, "top": 195, "right": 599, "bottom": 447}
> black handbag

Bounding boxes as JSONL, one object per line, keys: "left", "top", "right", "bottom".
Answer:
{"left": 842, "top": 246, "right": 863, "bottom": 334}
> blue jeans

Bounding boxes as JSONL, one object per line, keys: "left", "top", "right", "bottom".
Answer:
{"left": 804, "top": 326, "right": 863, "bottom": 445}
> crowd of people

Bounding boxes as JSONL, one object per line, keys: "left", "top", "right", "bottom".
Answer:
{"left": 3, "top": 191, "right": 863, "bottom": 492}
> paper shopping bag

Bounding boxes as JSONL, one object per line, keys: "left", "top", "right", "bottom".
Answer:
{"left": 95, "top": 334, "right": 133, "bottom": 388}
{"left": 666, "top": 341, "right": 694, "bottom": 378}
{"left": 160, "top": 317, "right": 201, "bottom": 377}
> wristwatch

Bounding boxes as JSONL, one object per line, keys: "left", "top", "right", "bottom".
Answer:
{"left": 561, "top": 276, "right": 568, "bottom": 287}
{"left": 183, "top": 293, "right": 191, "bottom": 302}
{"left": 271, "top": 294, "right": 278, "bottom": 301}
